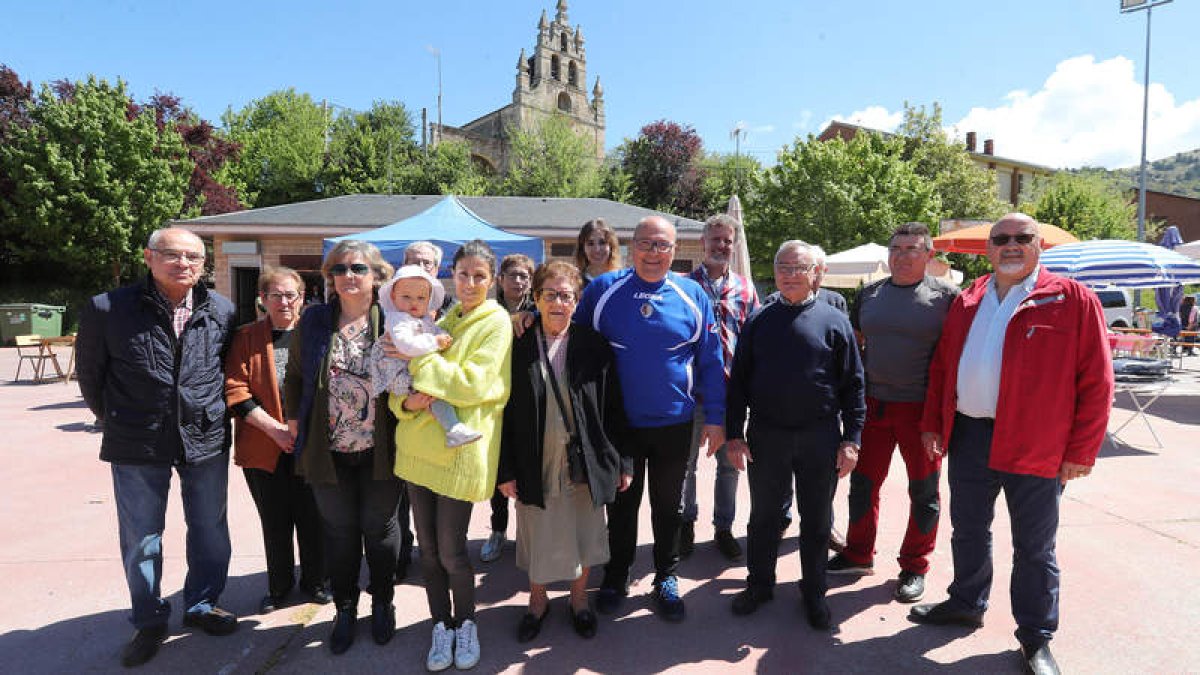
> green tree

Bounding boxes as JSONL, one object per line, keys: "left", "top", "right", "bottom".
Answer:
{"left": 324, "top": 100, "right": 418, "bottom": 196}
{"left": 698, "top": 151, "right": 762, "bottom": 215}
{"left": 399, "top": 141, "right": 492, "bottom": 196}
{"left": 218, "top": 89, "right": 327, "bottom": 207}
{"left": 1020, "top": 171, "right": 1136, "bottom": 241}
{"left": 748, "top": 132, "right": 939, "bottom": 280}
{"left": 500, "top": 114, "right": 600, "bottom": 197}
{"left": 896, "top": 102, "right": 1007, "bottom": 222}
{"left": 0, "top": 76, "right": 191, "bottom": 287}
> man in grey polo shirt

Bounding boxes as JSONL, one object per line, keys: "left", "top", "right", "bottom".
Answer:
{"left": 827, "top": 223, "right": 959, "bottom": 606}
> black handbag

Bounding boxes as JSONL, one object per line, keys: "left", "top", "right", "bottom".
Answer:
{"left": 538, "top": 326, "right": 588, "bottom": 485}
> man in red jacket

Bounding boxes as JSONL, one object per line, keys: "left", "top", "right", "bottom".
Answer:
{"left": 910, "top": 214, "right": 1113, "bottom": 675}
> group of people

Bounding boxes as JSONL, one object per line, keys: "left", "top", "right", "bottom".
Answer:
{"left": 76, "top": 209, "right": 1113, "bottom": 675}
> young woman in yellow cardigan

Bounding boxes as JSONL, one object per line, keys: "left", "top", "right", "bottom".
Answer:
{"left": 390, "top": 239, "right": 513, "bottom": 672}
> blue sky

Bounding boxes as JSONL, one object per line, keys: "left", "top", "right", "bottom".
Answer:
{"left": 7, "top": 0, "right": 1200, "bottom": 169}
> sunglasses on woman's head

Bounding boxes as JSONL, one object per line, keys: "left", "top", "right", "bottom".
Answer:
{"left": 330, "top": 263, "right": 371, "bottom": 277}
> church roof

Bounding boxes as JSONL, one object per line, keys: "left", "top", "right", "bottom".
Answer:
{"left": 173, "top": 194, "right": 704, "bottom": 236}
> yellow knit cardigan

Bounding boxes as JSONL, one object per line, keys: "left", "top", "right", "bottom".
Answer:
{"left": 390, "top": 299, "right": 512, "bottom": 502}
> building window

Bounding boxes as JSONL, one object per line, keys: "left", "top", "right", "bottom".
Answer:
{"left": 568, "top": 61, "right": 578, "bottom": 86}
{"left": 671, "top": 259, "right": 694, "bottom": 273}
{"left": 551, "top": 55, "right": 560, "bottom": 80}
{"left": 560, "top": 32, "right": 569, "bottom": 51}
{"left": 549, "top": 242, "right": 575, "bottom": 257}
{"left": 557, "top": 92, "right": 572, "bottom": 112}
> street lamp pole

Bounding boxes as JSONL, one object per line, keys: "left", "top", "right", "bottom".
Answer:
{"left": 1121, "top": 0, "right": 1173, "bottom": 243}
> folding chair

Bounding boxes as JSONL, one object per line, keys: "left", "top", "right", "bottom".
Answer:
{"left": 13, "top": 334, "right": 50, "bottom": 382}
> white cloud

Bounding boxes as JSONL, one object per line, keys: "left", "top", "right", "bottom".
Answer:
{"left": 824, "top": 55, "right": 1200, "bottom": 169}
{"left": 828, "top": 106, "right": 903, "bottom": 133}
{"left": 952, "top": 55, "right": 1200, "bottom": 169}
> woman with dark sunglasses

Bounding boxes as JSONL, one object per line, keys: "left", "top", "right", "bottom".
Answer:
{"left": 284, "top": 240, "right": 403, "bottom": 655}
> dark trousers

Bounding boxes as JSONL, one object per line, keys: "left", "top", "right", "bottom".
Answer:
{"left": 603, "top": 421, "right": 693, "bottom": 589}
{"left": 489, "top": 487, "right": 509, "bottom": 533}
{"left": 409, "top": 483, "right": 476, "bottom": 624}
{"left": 243, "top": 453, "right": 325, "bottom": 597}
{"left": 745, "top": 421, "right": 839, "bottom": 598}
{"left": 844, "top": 398, "right": 941, "bottom": 574}
{"left": 310, "top": 451, "right": 402, "bottom": 610}
{"left": 946, "top": 413, "right": 1062, "bottom": 650}
{"left": 395, "top": 484, "right": 414, "bottom": 566}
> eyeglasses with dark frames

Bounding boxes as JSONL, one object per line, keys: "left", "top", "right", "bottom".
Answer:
{"left": 330, "top": 263, "right": 371, "bottom": 277}
{"left": 989, "top": 233, "right": 1036, "bottom": 246}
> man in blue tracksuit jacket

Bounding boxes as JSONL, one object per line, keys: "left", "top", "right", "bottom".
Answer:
{"left": 573, "top": 215, "right": 726, "bottom": 622}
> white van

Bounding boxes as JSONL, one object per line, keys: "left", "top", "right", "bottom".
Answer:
{"left": 1095, "top": 289, "right": 1134, "bottom": 328}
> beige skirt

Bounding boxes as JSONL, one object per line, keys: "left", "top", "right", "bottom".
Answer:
{"left": 515, "top": 481, "right": 609, "bottom": 585}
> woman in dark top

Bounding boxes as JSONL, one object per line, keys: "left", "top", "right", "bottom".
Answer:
{"left": 498, "top": 261, "right": 631, "bottom": 643}
{"left": 284, "top": 241, "right": 401, "bottom": 655}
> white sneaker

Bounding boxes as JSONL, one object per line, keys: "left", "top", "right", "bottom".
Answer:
{"left": 426, "top": 621, "right": 455, "bottom": 672}
{"left": 479, "top": 530, "right": 505, "bottom": 563}
{"left": 454, "top": 619, "right": 480, "bottom": 670}
{"left": 445, "top": 423, "right": 483, "bottom": 448}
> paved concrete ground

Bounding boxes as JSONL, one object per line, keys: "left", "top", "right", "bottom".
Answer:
{"left": 1, "top": 346, "right": 1197, "bottom": 674}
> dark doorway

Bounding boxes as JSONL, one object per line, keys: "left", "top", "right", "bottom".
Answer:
{"left": 233, "top": 267, "right": 261, "bottom": 326}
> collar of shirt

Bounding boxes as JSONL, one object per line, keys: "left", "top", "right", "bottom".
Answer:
{"left": 988, "top": 266, "right": 1039, "bottom": 302}
{"left": 775, "top": 293, "right": 816, "bottom": 308}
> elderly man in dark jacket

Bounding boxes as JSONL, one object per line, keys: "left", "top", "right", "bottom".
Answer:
{"left": 77, "top": 227, "right": 237, "bottom": 668}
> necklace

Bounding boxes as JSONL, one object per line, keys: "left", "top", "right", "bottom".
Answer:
{"left": 339, "top": 316, "right": 368, "bottom": 340}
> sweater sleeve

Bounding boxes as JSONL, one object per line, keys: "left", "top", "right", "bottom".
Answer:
{"left": 408, "top": 310, "right": 514, "bottom": 408}
{"left": 835, "top": 318, "right": 867, "bottom": 445}
{"left": 725, "top": 310, "right": 755, "bottom": 441}
{"left": 224, "top": 326, "right": 255, "bottom": 409}
{"left": 694, "top": 291, "right": 727, "bottom": 426}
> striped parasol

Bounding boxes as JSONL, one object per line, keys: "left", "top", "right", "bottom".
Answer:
{"left": 1039, "top": 239, "right": 1200, "bottom": 289}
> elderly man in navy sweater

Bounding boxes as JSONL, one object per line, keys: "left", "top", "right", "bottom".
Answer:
{"left": 725, "top": 240, "right": 865, "bottom": 630}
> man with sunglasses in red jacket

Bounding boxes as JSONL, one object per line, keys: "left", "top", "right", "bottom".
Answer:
{"left": 910, "top": 213, "right": 1113, "bottom": 675}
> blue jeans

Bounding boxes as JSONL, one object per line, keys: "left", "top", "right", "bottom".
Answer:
{"left": 111, "top": 457, "right": 231, "bottom": 629}
{"left": 682, "top": 410, "right": 738, "bottom": 530}
{"left": 946, "top": 414, "right": 1062, "bottom": 650}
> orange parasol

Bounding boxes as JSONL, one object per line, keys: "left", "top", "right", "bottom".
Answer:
{"left": 932, "top": 221, "right": 1078, "bottom": 255}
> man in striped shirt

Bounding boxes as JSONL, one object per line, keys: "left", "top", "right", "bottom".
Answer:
{"left": 680, "top": 214, "right": 759, "bottom": 562}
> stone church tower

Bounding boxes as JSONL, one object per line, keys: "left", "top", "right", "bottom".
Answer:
{"left": 433, "top": 0, "right": 605, "bottom": 173}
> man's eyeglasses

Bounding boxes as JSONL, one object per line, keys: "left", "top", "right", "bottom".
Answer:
{"left": 330, "top": 263, "right": 371, "bottom": 277}
{"left": 153, "top": 248, "right": 206, "bottom": 265}
{"left": 266, "top": 291, "right": 300, "bottom": 302}
{"left": 408, "top": 258, "right": 437, "bottom": 270}
{"left": 504, "top": 271, "right": 531, "bottom": 282}
{"left": 634, "top": 239, "right": 676, "bottom": 253}
{"left": 775, "top": 263, "right": 816, "bottom": 275}
{"left": 989, "top": 233, "right": 1036, "bottom": 247}
{"left": 538, "top": 289, "right": 577, "bottom": 303}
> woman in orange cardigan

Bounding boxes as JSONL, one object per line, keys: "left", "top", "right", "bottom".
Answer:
{"left": 225, "top": 267, "right": 330, "bottom": 614}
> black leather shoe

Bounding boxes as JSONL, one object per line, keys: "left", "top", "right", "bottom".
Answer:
{"left": 301, "top": 584, "right": 332, "bottom": 605}
{"left": 595, "top": 586, "right": 627, "bottom": 615}
{"left": 121, "top": 624, "right": 167, "bottom": 668}
{"left": 679, "top": 521, "right": 695, "bottom": 558}
{"left": 329, "top": 610, "right": 356, "bottom": 654}
{"left": 371, "top": 603, "right": 395, "bottom": 645}
{"left": 731, "top": 587, "right": 773, "bottom": 616}
{"left": 183, "top": 607, "right": 238, "bottom": 636}
{"left": 259, "top": 593, "right": 285, "bottom": 614}
{"left": 714, "top": 529, "right": 744, "bottom": 562}
{"left": 1022, "top": 643, "right": 1060, "bottom": 675}
{"left": 804, "top": 597, "right": 832, "bottom": 631}
{"left": 517, "top": 605, "right": 550, "bottom": 643}
{"left": 909, "top": 601, "right": 984, "bottom": 628}
{"left": 571, "top": 608, "right": 597, "bottom": 639}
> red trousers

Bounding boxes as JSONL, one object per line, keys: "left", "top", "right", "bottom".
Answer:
{"left": 843, "top": 397, "right": 941, "bottom": 575}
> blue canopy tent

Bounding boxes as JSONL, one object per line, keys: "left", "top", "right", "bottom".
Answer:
{"left": 323, "top": 195, "right": 544, "bottom": 277}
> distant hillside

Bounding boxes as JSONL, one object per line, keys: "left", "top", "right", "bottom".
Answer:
{"left": 1113, "top": 147, "right": 1200, "bottom": 198}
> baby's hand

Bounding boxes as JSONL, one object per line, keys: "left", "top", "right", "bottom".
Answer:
{"left": 436, "top": 334, "right": 453, "bottom": 350}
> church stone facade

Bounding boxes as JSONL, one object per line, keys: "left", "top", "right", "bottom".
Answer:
{"left": 433, "top": 0, "right": 605, "bottom": 173}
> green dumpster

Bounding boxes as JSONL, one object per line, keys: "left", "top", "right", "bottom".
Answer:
{"left": 0, "top": 304, "right": 66, "bottom": 344}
